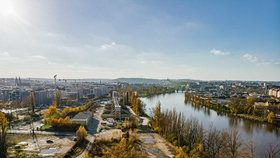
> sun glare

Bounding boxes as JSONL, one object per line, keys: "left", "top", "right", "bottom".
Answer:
{"left": 0, "top": 0, "right": 15, "bottom": 16}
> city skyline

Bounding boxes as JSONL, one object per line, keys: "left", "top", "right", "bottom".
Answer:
{"left": 0, "top": 0, "right": 280, "bottom": 80}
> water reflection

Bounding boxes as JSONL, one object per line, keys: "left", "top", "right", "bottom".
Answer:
{"left": 228, "top": 116, "right": 239, "bottom": 129}
{"left": 184, "top": 100, "right": 211, "bottom": 116}
{"left": 141, "top": 92, "right": 280, "bottom": 156}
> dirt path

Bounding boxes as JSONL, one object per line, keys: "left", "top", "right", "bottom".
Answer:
{"left": 139, "top": 133, "right": 175, "bottom": 158}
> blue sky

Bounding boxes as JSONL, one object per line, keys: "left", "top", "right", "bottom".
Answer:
{"left": 0, "top": 0, "right": 279, "bottom": 80}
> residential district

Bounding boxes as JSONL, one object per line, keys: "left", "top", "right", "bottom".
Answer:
{"left": 0, "top": 77, "right": 280, "bottom": 158}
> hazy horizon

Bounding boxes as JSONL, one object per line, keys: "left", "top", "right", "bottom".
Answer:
{"left": 1, "top": 0, "right": 279, "bottom": 80}
{"left": 1, "top": 76, "right": 280, "bottom": 82}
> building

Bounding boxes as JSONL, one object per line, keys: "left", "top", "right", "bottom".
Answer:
{"left": 0, "top": 92, "right": 3, "bottom": 101}
{"left": 0, "top": 89, "right": 10, "bottom": 101}
{"left": 34, "top": 90, "right": 54, "bottom": 107}
{"left": 71, "top": 111, "right": 92, "bottom": 125}
{"left": 9, "top": 88, "right": 29, "bottom": 101}
{"left": 268, "top": 89, "right": 280, "bottom": 98}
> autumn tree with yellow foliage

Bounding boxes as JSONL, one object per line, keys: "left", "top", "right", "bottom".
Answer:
{"left": 152, "top": 102, "right": 162, "bottom": 133}
{"left": 130, "top": 92, "right": 143, "bottom": 116}
{"left": 54, "top": 91, "right": 61, "bottom": 107}
{"left": 76, "top": 126, "right": 87, "bottom": 142}
{"left": 267, "top": 112, "right": 275, "bottom": 123}
{"left": 43, "top": 101, "right": 92, "bottom": 130}
{"left": 102, "top": 130, "right": 146, "bottom": 158}
{"left": 0, "top": 112, "right": 8, "bottom": 158}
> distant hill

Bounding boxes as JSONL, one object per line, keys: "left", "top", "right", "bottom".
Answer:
{"left": 113, "top": 78, "right": 170, "bottom": 84}
{"left": 12, "top": 77, "right": 195, "bottom": 84}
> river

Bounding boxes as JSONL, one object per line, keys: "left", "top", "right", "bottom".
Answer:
{"left": 141, "top": 92, "right": 280, "bottom": 156}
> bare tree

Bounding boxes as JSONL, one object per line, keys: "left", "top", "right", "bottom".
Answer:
{"left": 245, "top": 139, "right": 257, "bottom": 158}
{"left": 227, "top": 128, "right": 243, "bottom": 158}
{"left": 203, "top": 125, "right": 227, "bottom": 158}
{"left": 265, "top": 143, "right": 280, "bottom": 158}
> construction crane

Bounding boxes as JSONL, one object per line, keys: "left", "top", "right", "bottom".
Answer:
{"left": 54, "top": 74, "right": 57, "bottom": 88}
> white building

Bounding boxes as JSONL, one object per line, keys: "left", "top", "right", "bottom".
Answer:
{"left": 268, "top": 89, "right": 280, "bottom": 98}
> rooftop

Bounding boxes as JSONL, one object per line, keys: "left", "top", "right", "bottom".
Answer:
{"left": 72, "top": 111, "right": 92, "bottom": 120}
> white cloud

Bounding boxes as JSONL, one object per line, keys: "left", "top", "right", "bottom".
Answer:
{"left": 210, "top": 49, "right": 230, "bottom": 56}
{"left": 0, "top": 51, "right": 19, "bottom": 62}
{"left": 258, "top": 60, "right": 280, "bottom": 65}
{"left": 99, "top": 42, "right": 117, "bottom": 50}
{"left": 30, "top": 55, "right": 47, "bottom": 60}
{"left": 0, "top": 51, "right": 10, "bottom": 57}
{"left": 241, "top": 53, "right": 280, "bottom": 65}
{"left": 242, "top": 53, "right": 258, "bottom": 63}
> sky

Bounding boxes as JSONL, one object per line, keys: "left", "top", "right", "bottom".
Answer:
{"left": 0, "top": 0, "right": 279, "bottom": 80}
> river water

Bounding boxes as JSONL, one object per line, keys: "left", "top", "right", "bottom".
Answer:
{"left": 141, "top": 92, "right": 280, "bottom": 156}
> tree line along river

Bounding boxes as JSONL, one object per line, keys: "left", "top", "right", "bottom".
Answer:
{"left": 140, "top": 92, "right": 280, "bottom": 157}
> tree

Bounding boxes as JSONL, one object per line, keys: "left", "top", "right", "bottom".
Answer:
{"left": 76, "top": 126, "right": 87, "bottom": 141}
{"left": 175, "top": 147, "right": 188, "bottom": 158}
{"left": 277, "top": 103, "right": 280, "bottom": 110}
{"left": 245, "top": 98, "right": 255, "bottom": 114}
{"left": 227, "top": 128, "right": 243, "bottom": 158}
{"left": 190, "top": 143, "right": 204, "bottom": 157}
{"left": 203, "top": 126, "right": 227, "bottom": 158}
{"left": 133, "top": 98, "right": 143, "bottom": 116}
{"left": 103, "top": 130, "right": 146, "bottom": 158}
{"left": 229, "top": 98, "right": 244, "bottom": 114}
{"left": 245, "top": 139, "right": 257, "bottom": 158}
{"left": 130, "top": 92, "right": 142, "bottom": 116}
{"left": 44, "top": 105, "right": 60, "bottom": 119}
{"left": 267, "top": 112, "right": 275, "bottom": 124}
{"left": 0, "top": 112, "right": 8, "bottom": 158}
{"left": 152, "top": 102, "right": 162, "bottom": 132}
{"left": 54, "top": 91, "right": 61, "bottom": 107}
{"left": 265, "top": 143, "right": 280, "bottom": 158}
{"left": 246, "top": 97, "right": 255, "bottom": 106}
{"left": 122, "top": 117, "right": 139, "bottom": 129}
{"left": 83, "top": 151, "right": 89, "bottom": 158}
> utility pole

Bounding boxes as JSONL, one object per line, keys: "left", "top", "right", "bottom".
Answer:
{"left": 54, "top": 75, "right": 57, "bottom": 89}
{"left": 29, "top": 91, "right": 37, "bottom": 144}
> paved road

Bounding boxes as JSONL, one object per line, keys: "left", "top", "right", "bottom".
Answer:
{"left": 76, "top": 135, "right": 95, "bottom": 158}
{"left": 126, "top": 105, "right": 150, "bottom": 126}
{"left": 76, "top": 106, "right": 104, "bottom": 158}
{"left": 8, "top": 129, "right": 75, "bottom": 136}
{"left": 94, "top": 106, "right": 104, "bottom": 133}
{"left": 126, "top": 105, "right": 136, "bottom": 116}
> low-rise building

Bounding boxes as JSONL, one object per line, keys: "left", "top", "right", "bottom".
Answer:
{"left": 268, "top": 89, "right": 280, "bottom": 98}
{"left": 71, "top": 111, "right": 92, "bottom": 125}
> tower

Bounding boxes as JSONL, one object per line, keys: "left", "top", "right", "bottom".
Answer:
{"left": 18, "top": 77, "right": 21, "bottom": 86}
{"left": 15, "top": 77, "right": 18, "bottom": 86}
{"left": 54, "top": 75, "right": 57, "bottom": 88}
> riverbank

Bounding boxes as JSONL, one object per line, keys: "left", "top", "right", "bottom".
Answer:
{"left": 236, "top": 114, "right": 267, "bottom": 122}
{"left": 184, "top": 92, "right": 278, "bottom": 126}
{"left": 139, "top": 89, "right": 177, "bottom": 98}
{"left": 141, "top": 92, "right": 280, "bottom": 157}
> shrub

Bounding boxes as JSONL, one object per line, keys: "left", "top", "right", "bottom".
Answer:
{"left": 76, "top": 126, "right": 87, "bottom": 141}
